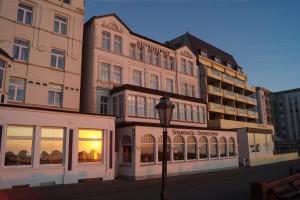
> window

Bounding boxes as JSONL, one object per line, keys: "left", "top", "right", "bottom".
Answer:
{"left": 112, "top": 97, "right": 117, "bottom": 116}
{"left": 150, "top": 74, "right": 159, "bottom": 90}
{"left": 147, "top": 98, "right": 156, "bottom": 118}
{"left": 181, "top": 83, "right": 187, "bottom": 96}
{"left": 187, "top": 85, "right": 195, "bottom": 97}
{"left": 219, "top": 137, "right": 227, "bottom": 158}
{"left": 48, "top": 84, "right": 63, "bottom": 106}
{"left": 118, "top": 96, "right": 124, "bottom": 117}
{"left": 193, "top": 106, "right": 200, "bottom": 122}
{"left": 172, "top": 102, "right": 178, "bottom": 120}
{"left": 187, "top": 136, "right": 197, "bottom": 160}
{"left": 128, "top": 95, "right": 136, "bottom": 116}
{"left": 214, "top": 56, "right": 221, "bottom": 64}
{"left": 186, "top": 105, "right": 193, "bottom": 122}
{"left": 51, "top": 49, "right": 65, "bottom": 69}
{"left": 132, "top": 70, "right": 142, "bottom": 86}
{"left": 169, "top": 57, "right": 175, "bottom": 70}
{"left": 102, "top": 31, "right": 111, "bottom": 50}
{"left": 199, "top": 107, "right": 206, "bottom": 123}
{"left": 113, "top": 65, "right": 122, "bottom": 84}
{"left": 173, "top": 135, "right": 184, "bottom": 161}
{"left": 200, "top": 50, "right": 208, "bottom": 58}
{"left": 166, "top": 78, "right": 173, "bottom": 93}
{"left": 8, "top": 77, "right": 25, "bottom": 102}
{"left": 101, "top": 63, "right": 110, "bottom": 82}
{"left": 130, "top": 44, "right": 136, "bottom": 59}
{"left": 5, "top": 126, "right": 33, "bottom": 166}
{"left": 140, "top": 134, "right": 155, "bottom": 163}
{"left": 137, "top": 96, "right": 146, "bottom": 117}
{"left": 158, "top": 135, "right": 171, "bottom": 162}
{"left": 137, "top": 47, "right": 144, "bottom": 61}
{"left": 17, "top": 3, "right": 33, "bottom": 25}
{"left": 0, "top": 59, "right": 4, "bottom": 89}
{"left": 199, "top": 136, "right": 208, "bottom": 159}
{"left": 100, "top": 96, "right": 108, "bottom": 115}
{"left": 228, "top": 137, "right": 236, "bottom": 156}
{"left": 54, "top": 15, "right": 67, "bottom": 35}
{"left": 181, "top": 58, "right": 186, "bottom": 73}
{"left": 187, "top": 61, "right": 193, "bottom": 75}
{"left": 61, "top": 0, "right": 71, "bottom": 4}
{"left": 114, "top": 35, "right": 122, "bottom": 54}
{"left": 179, "top": 104, "right": 185, "bottom": 121}
{"left": 40, "top": 128, "right": 64, "bottom": 164}
{"left": 210, "top": 137, "right": 218, "bottom": 158}
{"left": 153, "top": 52, "right": 160, "bottom": 66}
{"left": 13, "top": 39, "right": 29, "bottom": 62}
{"left": 78, "top": 130, "right": 103, "bottom": 163}
{"left": 121, "top": 135, "right": 132, "bottom": 163}
{"left": 147, "top": 50, "right": 153, "bottom": 64}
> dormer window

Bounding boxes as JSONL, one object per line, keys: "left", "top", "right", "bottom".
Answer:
{"left": 200, "top": 50, "right": 208, "bottom": 58}
{"left": 226, "top": 62, "right": 232, "bottom": 68}
{"left": 214, "top": 56, "right": 221, "bottom": 64}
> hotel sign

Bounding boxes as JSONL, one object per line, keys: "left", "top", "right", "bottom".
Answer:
{"left": 171, "top": 129, "right": 218, "bottom": 136}
{"left": 136, "top": 41, "right": 170, "bottom": 55}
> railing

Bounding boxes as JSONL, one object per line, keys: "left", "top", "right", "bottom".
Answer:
{"left": 211, "top": 85, "right": 222, "bottom": 93}
{"left": 213, "top": 103, "right": 223, "bottom": 110}
{"left": 246, "top": 83, "right": 255, "bottom": 90}
{"left": 225, "top": 106, "right": 236, "bottom": 112}
{"left": 224, "top": 90, "right": 235, "bottom": 96}
{"left": 223, "top": 74, "right": 234, "bottom": 81}
{"left": 211, "top": 68, "right": 221, "bottom": 77}
{"left": 236, "top": 93, "right": 245, "bottom": 101}
{"left": 248, "top": 110, "right": 257, "bottom": 115}
{"left": 247, "top": 96, "right": 256, "bottom": 102}
{"left": 236, "top": 78, "right": 245, "bottom": 86}
{"left": 238, "top": 108, "right": 247, "bottom": 113}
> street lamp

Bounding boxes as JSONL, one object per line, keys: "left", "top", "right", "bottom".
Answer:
{"left": 156, "top": 94, "right": 175, "bottom": 200}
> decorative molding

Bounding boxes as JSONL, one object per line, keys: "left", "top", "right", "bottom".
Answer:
{"left": 180, "top": 50, "right": 193, "bottom": 59}
{"left": 101, "top": 22, "right": 123, "bottom": 33}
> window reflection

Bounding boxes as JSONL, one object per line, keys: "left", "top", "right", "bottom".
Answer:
{"left": 78, "top": 129, "right": 103, "bottom": 163}
{"left": 210, "top": 137, "right": 218, "bottom": 158}
{"left": 173, "top": 135, "right": 184, "bottom": 161}
{"left": 140, "top": 134, "right": 155, "bottom": 163}
{"left": 5, "top": 126, "right": 33, "bottom": 166}
{"left": 158, "top": 135, "right": 171, "bottom": 162}
{"left": 40, "top": 128, "right": 64, "bottom": 164}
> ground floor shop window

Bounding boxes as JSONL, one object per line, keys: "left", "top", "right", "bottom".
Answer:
{"left": 219, "top": 137, "right": 227, "bottom": 158}
{"left": 78, "top": 129, "right": 103, "bottom": 163}
{"left": 140, "top": 134, "right": 155, "bottom": 163}
{"left": 187, "top": 136, "right": 197, "bottom": 160}
{"left": 5, "top": 126, "right": 33, "bottom": 166}
{"left": 228, "top": 137, "right": 236, "bottom": 156}
{"left": 158, "top": 135, "right": 171, "bottom": 162}
{"left": 40, "top": 128, "right": 64, "bottom": 164}
{"left": 199, "top": 136, "right": 208, "bottom": 159}
{"left": 210, "top": 137, "right": 218, "bottom": 158}
{"left": 122, "top": 135, "right": 132, "bottom": 163}
{"left": 173, "top": 135, "right": 184, "bottom": 161}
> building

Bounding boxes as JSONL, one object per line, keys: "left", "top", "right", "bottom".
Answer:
{"left": 256, "top": 87, "right": 275, "bottom": 126}
{"left": 0, "top": 1, "right": 115, "bottom": 189}
{"left": 272, "top": 88, "right": 300, "bottom": 141}
{"left": 81, "top": 14, "right": 239, "bottom": 180}
{"left": 166, "top": 33, "right": 259, "bottom": 126}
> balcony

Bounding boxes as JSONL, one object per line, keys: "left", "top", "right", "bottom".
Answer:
{"left": 237, "top": 108, "right": 248, "bottom": 117}
{"left": 208, "top": 102, "right": 224, "bottom": 113}
{"left": 207, "top": 85, "right": 222, "bottom": 96}
{"left": 245, "top": 83, "right": 256, "bottom": 92}
{"left": 223, "top": 73, "right": 235, "bottom": 84}
{"left": 223, "top": 89, "right": 235, "bottom": 100}
{"left": 224, "top": 106, "right": 237, "bottom": 115}
{"left": 246, "top": 96, "right": 257, "bottom": 105}
{"left": 235, "top": 78, "right": 245, "bottom": 88}
{"left": 235, "top": 93, "right": 246, "bottom": 102}
{"left": 206, "top": 68, "right": 222, "bottom": 80}
{"left": 247, "top": 110, "right": 258, "bottom": 118}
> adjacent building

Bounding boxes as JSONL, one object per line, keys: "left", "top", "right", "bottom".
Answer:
{"left": 0, "top": 1, "right": 115, "bottom": 189}
{"left": 256, "top": 87, "right": 275, "bottom": 126}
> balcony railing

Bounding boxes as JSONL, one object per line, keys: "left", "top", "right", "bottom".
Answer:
{"left": 225, "top": 106, "right": 236, "bottom": 112}
{"left": 225, "top": 90, "right": 235, "bottom": 96}
{"left": 248, "top": 110, "right": 257, "bottom": 115}
{"left": 246, "top": 83, "right": 255, "bottom": 91}
{"left": 247, "top": 96, "right": 256, "bottom": 103}
{"left": 211, "top": 68, "right": 221, "bottom": 77}
{"left": 212, "top": 85, "right": 222, "bottom": 93}
{"left": 236, "top": 93, "right": 245, "bottom": 101}
{"left": 223, "top": 74, "right": 234, "bottom": 82}
{"left": 208, "top": 102, "right": 224, "bottom": 113}
{"left": 238, "top": 108, "right": 247, "bottom": 113}
{"left": 236, "top": 78, "right": 245, "bottom": 86}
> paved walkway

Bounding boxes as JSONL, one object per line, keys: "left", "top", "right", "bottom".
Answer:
{"left": 1, "top": 159, "right": 300, "bottom": 200}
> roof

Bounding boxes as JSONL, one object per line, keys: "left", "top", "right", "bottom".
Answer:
{"left": 110, "top": 84, "right": 206, "bottom": 104}
{"left": 85, "top": 13, "right": 174, "bottom": 51}
{"left": 273, "top": 88, "right": 300, "bottom": 95}
{"left": 0, "top": 48, "right": 12, "bottom": 60}
{"left": 166, "top": 32, "right": 240, "bottom": 69}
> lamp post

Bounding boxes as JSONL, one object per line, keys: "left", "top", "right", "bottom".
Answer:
{"left": 156, "top": 94, "right": 175, "bottom": 200}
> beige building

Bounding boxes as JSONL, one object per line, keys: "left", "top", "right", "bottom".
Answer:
{"left": 256, "top": 87, "right": 275, "bottom": 126}
{"left": 0, "top": 0, "right": 84, "bottom": 111}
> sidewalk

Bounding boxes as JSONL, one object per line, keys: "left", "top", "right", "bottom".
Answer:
{"left": 1, "top": 159, "right": 300, "bottom": 200}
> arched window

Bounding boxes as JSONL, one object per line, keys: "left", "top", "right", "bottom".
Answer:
{"left": 140, "top": 134, "right": 155, "bottom": 163}
{"left": 199, "top": 136, "right": 208, "bottom": 159}
{"left": 187, "top": 136, "right": 197, "bottom": 160}
{"left": 122, "top": 135, "right": 132, "bottom": 163}
{"left": 228, "top": 137, "right": 236, "bottom": 156}
{"left": 219, "top": 137, "right": 227, "bottom": 158}
{"left": 210, "top": 137, "right": 218, "bottom": 158}
{"left": 158, "top": 135, "right": 171, "bottom": 162}
{"left": 173, "top": 135, "right": 184, "bottom": 161}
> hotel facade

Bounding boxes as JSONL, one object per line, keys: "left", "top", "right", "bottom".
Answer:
{"left": 0, "top": 0, "right": 115, "bottom": 189}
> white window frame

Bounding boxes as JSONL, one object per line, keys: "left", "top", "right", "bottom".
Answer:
{"left": 132, "top": 70, "right": 142, "bottom": 86}
{"left": 17, "top": 2, "right": 33, "bottom": 25}
{"left": 102, "top": 31, "right": 111, "bottom": 50}
{"left": 101, "top": 63, "right": 110, "bottom": 82}
{"left": 51, "top": 49, "right": 65, "bottom": 69}
{"left": 150, "top": 74, "right": 159, "bottom": 90}
{"left": 114, "top": 35, "right": 122, "bottom": 54}
{"left": 13, "top": 38, "right": 29, "bottom": 62}
{"left": 54, "top": 15, "right": 68, "bottom": 36}
{"left": 8, "top": 77, "right": 25, "bottom": 102}
{"left": 113, "top": 65, "right": 122, "bottom": 84}
{"left": 48, "top": 84, "right": 63, "bottom": 106}
{"left": 166, "top": 78, "right": 173, "bottom": 93}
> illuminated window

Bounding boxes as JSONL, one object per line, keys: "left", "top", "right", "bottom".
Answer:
{"left": 17, "top": 3, "right": 33, "bottom": 25}
{"left": 173, "top": 135, "right": 184, "bottom": 161}
{"left": 5, "top": 126, "right": 33, "bottom": 166}
{"left": 158, "top": 135, "right": 171, "bottom": 162}
{"left": 40, "top": 128, "right": 64, "bottom": 164}
{"left": 54, "top": 15, "right": 67, "bottom": 35}
{"left": 121, "top": 135, "right": 132, "bottom": 163}
{"left": 228, "top": 137, "right": 236, "bottom": 156}
{"left": 219, "top": 137, "right": 227, "bottom": 158}
{"left": 78, "top": 129, "right": 103, "bottom": 163}
{"left": 102, "top": 31, "right": 111, "bottom": 50}
{"left": 209, "top": 137, "right": 218, "bottom": 158}
{"left": 140, "top": 134, "right": 155, "bottom": 163}
{"left": 187, "top": 136, "right": 197, "bottom": 160}
{"left": 199, "top": 136, "right": 208, "bottom": 159}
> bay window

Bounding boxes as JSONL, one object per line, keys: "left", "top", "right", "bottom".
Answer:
{"left": 137, "top": 96, "right": 146, "bottom": 117}
{"left": 128, "top": 95, "right": 136, "bottom": 116}
{"left": 147, "top": 98, "right": 156, "bottom": 118}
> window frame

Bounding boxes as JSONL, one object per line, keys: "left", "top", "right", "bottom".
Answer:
{"left": 102, "top": 31, "right": 111, "bottom": 50}
{"left": 17, "top": 2, "right": 33, "bottom": 25}
{"left": 187, "top": 136, "right": 197, "bottom": 160}
{"left": 132, "top": 70, "right": 142, "bottom": 86}
{"left": 113, "top": 65, "right": 122, "bottom": 84}
{"left": 114, "top": 35, "right": 122, "bottom": 54}
{"left": 13, "top": 38, "right": 30, "bottom": 62}
{"left": 48, "top": 83, "right": 63, "bottom": 106}
{"left": 54, "top": 15, "right": 68, "bottom": 36}
{"left": 140, "top": 134, "right": 155, "bottom": 164}
{"left": 173, "top": 135, "right": 185, "bottom": 161}
{"left": 0, "top": 59, "right": 5, "bottom": 89}
{"left": 8, "top": 77, "right": 26, "bottom": 102}
{"left": 199, "top": 136, "right": 208, "bottom": 159}
{"left": 51, "top": 48, "right": 65, "bottom": 69}
{"left": 121, "top": 135, "right": 132, "bottom": 164}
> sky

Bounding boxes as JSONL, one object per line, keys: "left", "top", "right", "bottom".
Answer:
{"left": 85, "top": 0, "right": 300, "bottom": 92}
